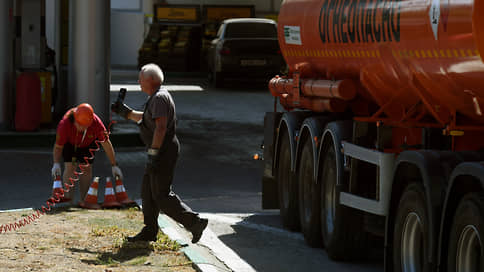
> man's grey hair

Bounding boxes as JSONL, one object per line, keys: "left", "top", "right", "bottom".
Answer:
{"left": 141, "top": 63, "right": 164, "bottom": 85}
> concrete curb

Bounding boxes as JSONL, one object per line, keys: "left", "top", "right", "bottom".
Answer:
{"left": 157, "top": 214, "right": 229, "bottom": 272}
{"left": 132, "top": 199, "right": 229, "bottom": 272}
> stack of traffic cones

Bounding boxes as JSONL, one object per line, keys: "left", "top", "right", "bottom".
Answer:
{"left": 50, "top": 175, "right": 71, "bottom": 203}
{"left": 114, "top": 175, "right": 136, "bottom": 206}
{"left": 102, "top": 177, "right": 122, "bottom": 208}
{"left": 80, "top": 177, "right": 101, "bottom": 209}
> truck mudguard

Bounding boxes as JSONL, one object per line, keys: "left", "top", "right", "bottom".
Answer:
{"left": 448, "top": 161, "right": 484, "bottom": 186}
{"left": 319, "top": 120, "right": 352, "bottom": 186}
{"left": 262, "top": 112, "right": 284, "bottom": 209}
{"left": 274, "top": 111, "right": 313, "bottom": 173}
{"left": 263, "top": 112, "right": 283, "bottom": 179}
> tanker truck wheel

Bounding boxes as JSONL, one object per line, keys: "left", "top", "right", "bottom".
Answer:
{"left": 298, "top": 139, "right": 322, "bottom": 247}
{"left": 393, "top": 183, "right": 430, "bottom": 272}
{"left": 277, "top": 131, "right": 300, "bottom": 231}
{"left": 320, "top": 140, "right": 367, "bottom": 261}
{"left": 447, "top": 192, "right": 484, "bottom": 272}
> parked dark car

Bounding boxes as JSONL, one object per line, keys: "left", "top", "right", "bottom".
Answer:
{"left": 207, "top": 18, "right": 286, "bottom": 87}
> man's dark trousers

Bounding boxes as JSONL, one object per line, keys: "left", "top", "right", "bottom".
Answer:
{"left": 141, "top": 136, "right": 198, "bottom": 230}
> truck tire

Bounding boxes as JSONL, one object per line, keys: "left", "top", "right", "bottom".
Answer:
{"left": 320, "top": 142, "right": 367, "bottom": 261}
{"left": 447, "top": 192, "right": 484, "bottom": 272}
{"left": 298, "top": 139, "right": 322, "bottom": 247}
{"left": 277, "top": 132, "right": 300, "bottom": 231}
{"left": 393, "top": 183, "right": 430, "bottom": 272}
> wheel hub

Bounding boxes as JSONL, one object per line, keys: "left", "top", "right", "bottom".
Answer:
{"left": 456, "top": 225, "right": 482, "bottom": 272}
{"left": 401, "top": 212, "right": 424, "bottom": 272}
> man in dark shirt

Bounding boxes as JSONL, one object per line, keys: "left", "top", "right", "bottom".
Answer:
{"left": 111, "top": 63, "right": 208, "bottom": 243}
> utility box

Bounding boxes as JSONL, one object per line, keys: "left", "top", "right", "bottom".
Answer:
{"left": 15, "top": 0, "right": 46, "bottom": 69}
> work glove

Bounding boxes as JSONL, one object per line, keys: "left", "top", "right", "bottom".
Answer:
{"left": 51, "top": 163, "right": 61, "bottom": 178}
{"left": 111, "top": 102, "right": 133, "bottom": 119}
{"left": 146, "top": 148, "right": 160, "bottom": 173}
{"left": 112, "top": 165, "right": 123, "bottom": 180}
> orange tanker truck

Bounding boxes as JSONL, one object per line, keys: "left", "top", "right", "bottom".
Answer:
{"left": 261, "top": 0, "right": 484, "bottom": 270}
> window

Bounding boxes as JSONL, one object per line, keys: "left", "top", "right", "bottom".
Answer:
{"left": 111, "top": 0, "right": 142, "bottom": 11}
{"left": 225, "top": 23, "right": 277, "bottom": 39}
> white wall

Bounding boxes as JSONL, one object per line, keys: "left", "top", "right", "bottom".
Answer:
{"left": 110, "top": 0, "right": 152, "bottom": 68}
{"left": 110, "top": 11, "right": 144, "bottom": 68}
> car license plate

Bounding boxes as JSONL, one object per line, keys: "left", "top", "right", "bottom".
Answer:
{"left": 240, "top": 59, "right": 267, "bottom": 66}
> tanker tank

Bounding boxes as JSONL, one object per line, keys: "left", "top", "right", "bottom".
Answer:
{"left": 269, "top": 0, "right": 484, "bottom": 126}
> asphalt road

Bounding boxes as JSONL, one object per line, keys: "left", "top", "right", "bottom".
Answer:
{"left": 0, "top": 78, "right": 384, "bottom": 272}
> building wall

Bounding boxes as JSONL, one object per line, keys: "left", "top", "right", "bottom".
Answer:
{"left": 110, "top": 11, "right": 144, "bottom": 68}
{"left": 110, "top": 0, "right": 146, "bottom": 69}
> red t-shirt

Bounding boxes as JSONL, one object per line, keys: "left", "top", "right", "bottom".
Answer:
{"left": 55, "top": 108, "right": 107, "bottom": 148}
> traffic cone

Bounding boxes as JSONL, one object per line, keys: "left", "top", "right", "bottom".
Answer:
{"left": 102, "top": 177, "right": 122, "bottom": 208}
{"left": 50, "top": 175, "right": 71, "bottom": 203}
{"left": 79, "top": 177, "right": 101, "bottom": 209}
{"left": 114, "top": 175, "right": 136, "bottom": 206}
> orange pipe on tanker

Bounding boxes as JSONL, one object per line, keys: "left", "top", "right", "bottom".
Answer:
{"left": 272, "top": 0, "right": 484, "bottom": 125}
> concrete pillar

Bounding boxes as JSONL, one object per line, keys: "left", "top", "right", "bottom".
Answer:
{"left": 0, "top": 1, "right": 13, "bottom": 129}
{"left": 45, "top": 0, "right": 63, "bottom": 121}
{"left": 69, "top": 0, "right": 110, "bottom": 123}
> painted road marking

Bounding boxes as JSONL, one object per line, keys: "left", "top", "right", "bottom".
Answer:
{"left": 199, "top": 227, "right": 257, "bottom": 272}
{"left": 200, "top": 212, "right": 304, "bottom": 242}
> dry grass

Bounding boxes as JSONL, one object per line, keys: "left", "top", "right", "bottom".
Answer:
{"left": 0, "top": 207, "right": 195, "bottom": 271}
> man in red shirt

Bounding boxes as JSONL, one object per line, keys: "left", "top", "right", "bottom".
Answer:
{"left": 51, "top": 103, "right": 123, "bottom": 205}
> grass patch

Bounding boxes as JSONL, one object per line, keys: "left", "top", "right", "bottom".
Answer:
{"left": 87, "top": 209, "right": 186, "bottom": 268}
{"left": 125, "top": 256, "right": 147, "bottom": 266}
{"left": 152, "top": 232, "right": 181, "bottom": 252}
{"left": 1, "top": 209, "right": 194, "bottom": 271}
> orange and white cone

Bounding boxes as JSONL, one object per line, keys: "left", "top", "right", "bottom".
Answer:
{"left": 79, "top": 177, "right": 101, "bottom": 209}
{"left": 102, "top": 177, "right": 122, "bottom": 208}
{"left": 51, "top": 175, "right": 71, "bottom": 203}
{"left": 114, "top": 175, "right": 135, "bottom": 205}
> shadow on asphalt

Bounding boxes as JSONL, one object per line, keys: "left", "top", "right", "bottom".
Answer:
{"left": 212, "top": 214, "right": 384, "bottom": 272}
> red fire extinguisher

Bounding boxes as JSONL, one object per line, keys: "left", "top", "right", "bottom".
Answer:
{"left": 15, "top": 72, "right": 42, "bottom": 131}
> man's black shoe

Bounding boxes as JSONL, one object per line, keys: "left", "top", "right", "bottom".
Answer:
{"left": 127, "top": 226, "right": 158, "bottom": 242}
{"left": 191, "top": 218, "right": 208, "bottom": 243}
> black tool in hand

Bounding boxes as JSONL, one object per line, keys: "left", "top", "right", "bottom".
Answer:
{"left": 117, "top": 88, "right": 127, "bottom": 104}
{"left": 111, "top": 88, "right": 133, "bottom": 119}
